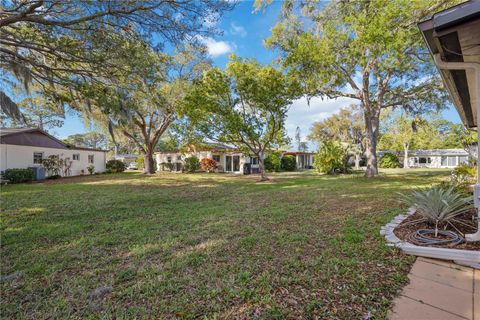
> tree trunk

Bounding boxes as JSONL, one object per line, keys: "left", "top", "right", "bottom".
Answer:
{"left": 257, "top": 152, "right": 269, "bottom": 182}
{"left": 403, "top": 143, "right": 410, "bottom": 169}
{"left": 364, "top": 112, "right": 380, "bottom": 178}
{"left": 143, "top": 151, "right": 156, "bottom": 174}
{"left": 354, "top": 153, "right": 361, "bottom": 170}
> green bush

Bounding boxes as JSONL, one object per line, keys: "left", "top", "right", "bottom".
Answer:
{"left": 87, "top": 164, "right": 95, "bottom": 175}
{"left": 378, "top": 153, "right": 400, "bottom": 168}
{"left": 281, "top": 155, "right": 296, "bottom": 171}
{"left": 313, "top": 141, "right": 350, "bottom": 174}
{"left": 106, "top": 160, "right": 126, "bottom": 173}
{"left": 184, "top": 156, "right": 200, "bottom": 173}
{"left": 1, "top": 168, "right": 34, "bottom": 183}
{"left": 264, "top": 153, "right": 281, "bottom": 172}
{"left": 450, "top": 163, "right": 476, "bottom": 187}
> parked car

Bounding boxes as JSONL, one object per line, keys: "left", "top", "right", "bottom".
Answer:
{"left": 127, "top": 162, "right": 138, "bottom": 170}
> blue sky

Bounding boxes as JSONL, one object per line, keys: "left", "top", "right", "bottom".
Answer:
{"left": 54, "top": 0, "right": 461, "bottom": 148}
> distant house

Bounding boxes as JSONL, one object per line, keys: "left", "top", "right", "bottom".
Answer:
{"left": 0, "top": 128, "right": 107, "bottom": 177}
{"left": 379, "top": 149, "right": 471, "bottom": 168}
{"left": 156, "top": 143, "right": 261, "bottom": 174}
{"left": 114, "top": 154, "right": 138, "bottom": 166}
{"left": 156, "top": 143, "right": 315, "bottom": 173}
{"left": 282, "top": 151, "right": 315, "bottom": 170}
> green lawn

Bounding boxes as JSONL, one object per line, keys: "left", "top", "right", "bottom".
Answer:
{"left": 1, "top": 169, "right": 450, "bottom": 319}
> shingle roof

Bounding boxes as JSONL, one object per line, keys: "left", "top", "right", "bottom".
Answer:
{"left": 1, "top": 127, "right": 108, "bottom": 152}
{"left": 0, "top": 128, "right": 38, "bottom": 137}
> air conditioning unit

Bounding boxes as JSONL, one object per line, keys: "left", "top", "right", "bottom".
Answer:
{"left": 28, "top": 166, "right": 45, "bottom": 181}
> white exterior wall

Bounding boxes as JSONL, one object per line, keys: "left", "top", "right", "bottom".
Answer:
{"left": 156, "top": 151, "right": 257, "bottom": 173}
{"left": 0, "top": 144, "right": 106, "bottom": 176}
{"left": 406, "top": 155, "right": 468, "bottom": 168}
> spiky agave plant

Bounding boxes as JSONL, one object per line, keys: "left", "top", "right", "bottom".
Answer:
{"left": 399, "top": 186, "right": 473, "bottom": 236}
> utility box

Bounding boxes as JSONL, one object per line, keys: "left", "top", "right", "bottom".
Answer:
{"left": 29, "top": 166, "right": 45, "bottom": 181}
{"left": 243, "top": 163, "right": 251, "bottom": 175}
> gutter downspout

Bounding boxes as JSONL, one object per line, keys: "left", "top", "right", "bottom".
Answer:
{"left": 433, "top": 53, "right": 480, "bottom": 242}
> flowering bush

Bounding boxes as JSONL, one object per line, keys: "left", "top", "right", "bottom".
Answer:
{"left": 200, "top": 158, "right": 217, "bottom": 172}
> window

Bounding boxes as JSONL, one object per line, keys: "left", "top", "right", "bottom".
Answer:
{"left": 250, "top": 157, "right": 259, "bottom": 165}
{"left": 33, "top": 152, "right": 43, "bottom": 164}
{"left": 447, "top": 156, "right": 457, "bottom": 167}
{"left": 441, "top": 156, "right": 448, "bottom": 166}
{"left": 167, "top": 156, "right": 172, "bottom": 163}
{"left": 418, "top": 157, "right": 432, "bottom": 164}
{"left": 88, "top": 155, "right": 94, "bottom": 164}
{"left": 212, "top": 155, "right": 221, "bottom": 163}
{"left": 177, "top": 155, "right": 182, "bottom": 161}
{"left": 73, "top": 154, "right": 80, "bottom": 160}
{"left": 458, "top": 156, "right": 468, "bottom": 165}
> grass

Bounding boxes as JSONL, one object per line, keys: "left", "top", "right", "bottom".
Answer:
{"left": 0, "top": 169, "right": 450, "bottom": 319}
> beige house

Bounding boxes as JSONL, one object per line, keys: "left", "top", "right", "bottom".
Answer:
{"left": 0, "top": 128, "right": 107, "bottom": 178}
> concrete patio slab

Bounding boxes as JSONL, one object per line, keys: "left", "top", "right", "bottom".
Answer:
{"left": 389, "top": 258, "right": 477, "bottom": 320}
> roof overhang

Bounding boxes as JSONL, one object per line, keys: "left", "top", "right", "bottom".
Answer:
{"left": 418, "top": 1, "right": 480, "bottom": 128}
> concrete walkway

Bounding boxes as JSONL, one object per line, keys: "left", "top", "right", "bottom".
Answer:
{"left": 389, "top": 257, "right": 478, "bottom": 320}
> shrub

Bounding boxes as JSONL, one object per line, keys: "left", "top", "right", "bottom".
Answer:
{"left": 399, "top": 186, "right": 473, "bottom": 235}
{"left": 378, "top": 152, "right": 400, "bottom": 168}
{"left": 281, "top": 155, "right": 296, "bottom": 171}
{"left": 313, "top": 141, "right": 350, "bottom": 174}
{"left": 1, "top": 168, "right": 34, "bottom": 183}
{"left": 42, "top": 155, "right": 64, "bottom": 176}
{"left": 87, "top": 164, "right": 95, "bottom": 175}
{"left": 184, "top": 156, "right": 200, "bottom": 173}
{"left": 200, "top": 158, "right": 217, "bottom": 172}
{"left": 450, "top": 164, "right": 476, "bottom": 187}
{"left": 264, "top": 153, "right": 281, "bottom": 172}
{"left": 136, "top": 154, "right": 144, "bottom": 170}
{"left": 159, "top": 162, "right": 173, "bottom": 171}
{"left": 106, "top": 160, "right": 126, "bottom": 173}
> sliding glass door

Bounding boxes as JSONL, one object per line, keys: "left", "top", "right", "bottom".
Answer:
{"left": 225, "top": 155, "right": 240, "bottom": 172}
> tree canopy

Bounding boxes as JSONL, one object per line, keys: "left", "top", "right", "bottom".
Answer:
{"left": 0, "top": 0, "right": 233, "bottom": 121}
{"left": 183, "top": 56, "right": 299, "bottom": 180}
{"left": 257, "top": 0, "right": 456, "bottom": 177}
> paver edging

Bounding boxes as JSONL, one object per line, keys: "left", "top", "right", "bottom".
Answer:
{"left": 380, "top": 207, "right": 480, "bottom": 269}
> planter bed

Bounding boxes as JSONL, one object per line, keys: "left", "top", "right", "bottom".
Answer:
{"left": 381, "top": 208, "right": 480, "bottom": 269}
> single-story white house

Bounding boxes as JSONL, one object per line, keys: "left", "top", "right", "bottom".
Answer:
{"left": 156, "top": 143, "right": 316, "bottom": 174}
{"left": 0, "top": 128, "right": 107, "bottom": 178}
{"left": 156, "top": 143, "right": 261, "bottom": 174}
{"left": 282, "top": 151, "right": 315, "bottom": 170}
{"left": 378, "top": 149, "right": 471, "bottom": 168}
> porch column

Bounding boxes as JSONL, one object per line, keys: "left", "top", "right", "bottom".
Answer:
{"left": 433, "top": 54, "right": 480, "bottom": 242}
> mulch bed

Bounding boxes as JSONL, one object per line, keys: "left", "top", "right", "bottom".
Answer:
{"left": 393, "top": 209, "right": 480, "bottom": 250}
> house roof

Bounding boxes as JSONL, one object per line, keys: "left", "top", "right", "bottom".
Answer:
{"left": 0, "top": 127, "right": 108, "bottom": 152}
{"left": 408, "top": 149, "right": 469, "bottom": 156}
{"left": 283, "top": 151, "right": 316, "bottom": 155}
{"left": 379, "top": 149, "right": 470, "bottom": 156}
{"left": 418, "top": 1, "right": 480, "bottom": 128}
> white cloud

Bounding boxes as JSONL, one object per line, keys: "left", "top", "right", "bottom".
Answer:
{"left": 198, "top": 36, "right": 235, "bottom": 57}
{"left": 230, "top": 22, "right": 247, "bottom": 37}
{"left": 285, "top": 96, "right": 358, "bottom": 150}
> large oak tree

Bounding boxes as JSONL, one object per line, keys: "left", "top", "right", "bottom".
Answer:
{"left": 0, "top": 0, "right": 232, "bottom": 121}
{"left": 257, "top": 0, "right": 455, "bottom": 177}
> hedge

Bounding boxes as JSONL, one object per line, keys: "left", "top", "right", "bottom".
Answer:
{"left": 1, "top": 168, "right": 34, "bottom": 183}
